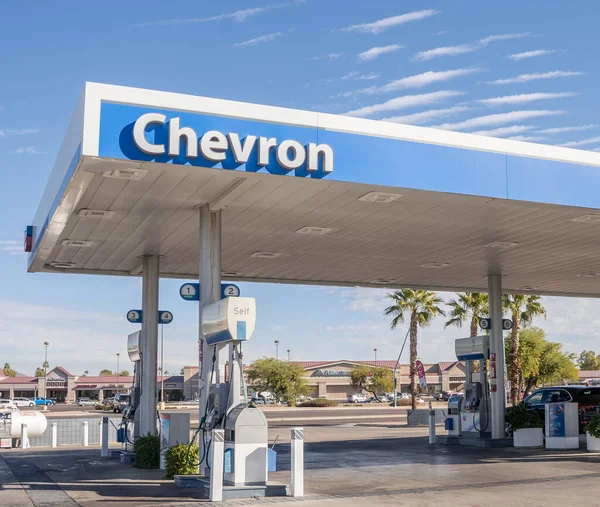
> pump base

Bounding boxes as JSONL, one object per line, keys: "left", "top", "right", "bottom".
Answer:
{"left": 120, "top": 450, "right": 136, "bottom": 464}
{"left": 436, "top": 435, "right": 513, "bottom": 447}
{"left": 174, "top": 476, "right": 289, "bottom": 499}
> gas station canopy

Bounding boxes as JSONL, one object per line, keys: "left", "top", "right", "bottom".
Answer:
{"left": 27, "top": 82, "right": 600, "bottom": 297}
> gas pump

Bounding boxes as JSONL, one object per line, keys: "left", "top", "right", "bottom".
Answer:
{"left": 454, "top": 336, "right": 491, "bottom": 438}
{"left": 118, "top": 331, "right": 141, "bottom": 457}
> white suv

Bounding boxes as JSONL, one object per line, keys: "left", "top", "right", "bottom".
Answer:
{"left": 347, "top": 394, "right": 367, "bottom": 403}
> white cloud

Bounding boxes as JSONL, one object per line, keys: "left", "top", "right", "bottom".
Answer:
{"left": 15, "top": 146, "right": 41, "bottom": 154}
{"left": 507, "top": 49, "right": 557, "bottom": 60}
{"left": 342, "top": 9, "right": 440, "bottom": 34}
{"left": 0, "top": 128, "right": 39, "bottom": 137}
{"left": 0, "top": 240, "right": 22, "bottom": 255}
{"left": 433, "top": 110, "right": 565, "bottom": 131}
{"left": 344, "top": 90, "right": 464, "bottom": 118}
{"left": 413, "top": 32, "right": 532, "bottom": 61}
{"left": 380, "top": 106, "right": 471, "bottom": 125}
{"left": 233, "top": 32, "right": 282, "bottom": 48}
{"left": 478, "top": 92, "right": 579, "bottom": 106}
{"left": 506, "top": 135, "right": 547, "bottom": 142}
{"left": 487, "top": 70, "right": 584, "bottom": 85}
{"left": 356, "top": 73, "right": 380, "bottom": 81}
{"left": 341, "top": 72, "right": 359, "bottom": 80}
{"left": 537, "top": 124, "right": 599, "bottom": 135}
{"left": 372, "top": 68, "right": 481, "bottom": 94}
{"left": 132, "top": 5, "right": 284, "bottom": 27}
{"left": 312, "top": 52, "right": 344, "bottom": 60}
{"left": 358, "top": 44, "right": 403, "bottom": 61}
{"left": 559, "top": 136, "right": 600, "bottom": 148}
{"left": 470, "top": 125, "right": 535, "bottom": 137}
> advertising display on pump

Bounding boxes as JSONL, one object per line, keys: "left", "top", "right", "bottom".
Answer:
{"left": 202, "top": 297, "right": 256, "bottom": 345}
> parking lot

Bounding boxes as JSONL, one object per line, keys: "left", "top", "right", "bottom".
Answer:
{"left": 2, "top": 419, "right": 600, "bottom": 506}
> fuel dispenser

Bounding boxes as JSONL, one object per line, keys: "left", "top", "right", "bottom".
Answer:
{"left": 453, "top": 336, "right": 491, "bottom": 438}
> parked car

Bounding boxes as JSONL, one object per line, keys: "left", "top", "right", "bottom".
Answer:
{"left": 77, "top": 397, "right": 97, "bottom": 407}
{"left": 102, "top": 397, "right": 115, "bottom": 406}
{"left": 347, "top": 394, "right": 367, "bottom": 403}
{"left": 32, "top": 396, "right": 54, "bottom": 406}
{"left": 0, "top": 399, "right": 18, "bottom": 411}
{"left": 112, "top": 394, "right": 131, "bottom": 413}
{"left": 523, "top": 385, "right": 600, "bottom": 433}
{"left": 11, "top": 397, "right": 34, "bottom": 407}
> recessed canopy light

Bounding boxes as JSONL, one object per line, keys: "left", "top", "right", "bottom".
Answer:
{"left": 485, "top": 241, "right": 519, "bottom": 249}
{"left": 78, "top": 209, "right": 115, "bottom": 219}
{"left": 251, "top": 252, "right": 282, "bottom": 259}
{"left": 519, "top": 286, "right": 539, "bottom": 291}
{"left": 49, "top": 262, "right": 76, "bottom": 269}
{"left": 570, "top": 215, "right": 600, "bottom": 224}
{"left": 358, "top": 192, "right": 403, "bottom": 203}
{"left": 578, "top": 271, "right": 600, "bottom": 278}
{"left": 101, "top": 168, "right": 147, "bottom": 180}
{"left": 222, "top": 271, "right": 241, "bottom": 277}
{"left": 421, "top": 262, "right": 450, "bottom": 269}
{"left": 372, "top": 279, "right": 394, "bottom": 285}
{"left": 62, "top": 239, "right": 93, "bottom": 247}
{"left": 296, "top": 226, "right": 334, "bottom": 236}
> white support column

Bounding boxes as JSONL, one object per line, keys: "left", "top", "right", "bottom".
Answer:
{"left": 198, "top": 206, "right": 222, "bottom": 474}
{"left": 209, "top": 429, "right": 225, "bottom": 502}
{"left": 488, "top": 274, "right": 506, "bottom": 439}
{"left": 51, "top": 422, "right": 58, "bottom": 448}
{"left": 21, "top": 424, "right": 29, "bottom": 449}
{"left": 82, "top": 421, "right": 89, "bottom": 447}
{"left": 291, "top": 427, "right": 304, "bottom": 497}
{"left": 140, "top": 255, "right": 160, "bottom": 437}
{"left": 101, "top": 417, "right": 109, "bottom": 457}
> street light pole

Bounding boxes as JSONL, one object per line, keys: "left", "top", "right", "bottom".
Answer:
{"left": 287, "top": 349, "right": 291, "bottom": 361}
{"left": 116, "top": 353, "right": 120, "bottom": 398}
{"left": 275, "top": 340, "right": 280, "bottom": 360}
{"left": 161, "top": 324, "right": 164, "bottom": 405}
{"left": 374, "top": 348, "right": 377, "bottom": 363}
{"left": 43, "top": 342, "right": 49, "bottom": 411}
{"left": 393, "top": 329, "right": 410, "bottom": 408}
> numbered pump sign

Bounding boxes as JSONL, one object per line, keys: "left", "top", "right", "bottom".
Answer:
{"left": 126, "top": 310, "right": 174, "bottom": 324}
{"left": 479, "top": 318, "right": 513, "bottom": 331}
{"left": 179, "top": 282, "right": 240, "bottom": 301}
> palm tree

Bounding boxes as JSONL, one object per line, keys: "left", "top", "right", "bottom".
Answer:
{"left": 384, "top": 289, "right": 445, "bottom": 409}
{"left": 444, "top": 292, "right": 489, "bottom": 337}
{"left": 502, "top": 295, "right": 546, "bottom": 404}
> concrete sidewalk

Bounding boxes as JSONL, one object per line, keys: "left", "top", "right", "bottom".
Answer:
{"left": 2, "top": 426, "right": 600, "bottom": 506}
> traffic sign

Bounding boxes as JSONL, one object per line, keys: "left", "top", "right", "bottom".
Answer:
{"left": 179, "top": 283, "right": 240, "bottom": 301}
{"left": 479, "top": 318, "right": 513, "bottom": 331}
{"left": 126, "top": 309, "right": 174, "bottom": 324}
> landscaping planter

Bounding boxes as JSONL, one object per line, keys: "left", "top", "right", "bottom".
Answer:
{"left": 587, "top": 432, "right": 600, "bottom": 452}
{"left": 513, "top": 428, "right": 544, "bottom": 447}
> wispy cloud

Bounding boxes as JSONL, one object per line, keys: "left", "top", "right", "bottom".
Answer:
{"left": 470, "top": 125, "right": 535, "bottom": 137}
{"left": 339, "top": 72, "right": 381, "bottom": 83}
{"left": 0, "top": 128, "right": 40, "bottom": 137}
{"left": 487, "top": 70, "right": 584, "bottom": 85}
{"left": 342, "top": 9, "right": 440, "bottom": 34}
{"left": 0, "top": 240, "right": 23, "bottom": 255}
{"left": 507, "top": 135, "right": 547, "bottom": 142}
{"left": 537, "top": 124, "right": 599, "bottom": 135}
{"left": 132, "top": 5, "right": 283, "bottom": 28}
{"left": 413, "top": 32, "right": 532, "bottom": 62}
{"left": 559, "top": 136, "right": 600, "bottom": 148}
{"left": 373, "top": 68, "right": 481, "bottom": 94}
{"left": 233, "top": 32, "right": 282, "bottom": 48}
{"left": 433, "top": 110, "right": 565, "bottom": 131}
{"left": 478, "top": 92, "right": 579, "bottom": 106}
{"left": 344, "top": 90, "right": 464, "bottom": 118}
{"left": 312, "top": 52, "right": 344, "bottom": 60}
{"left": 14, "top": 146, "right": 41, "bottom": 154}
{"left": 356, "top": 73, "right": 380, "bottom": 81}
{"left": 380, "top": 106, "right": 471, "bottom": 125}
{"left": 507, "top": 49, "right": 557, "bottom": 60}
{"left": 358, "top": 44, "right": 403, "bottom": 61}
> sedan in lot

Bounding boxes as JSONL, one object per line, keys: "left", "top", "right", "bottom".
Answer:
{"left": 77, "top": 397, "right": 97, "bottom": 407}
{"left": 524, "top": 385, "right": 600, "bottom": 433}
{"left": 12, "top": 397, "right": 34, "bottom": 407}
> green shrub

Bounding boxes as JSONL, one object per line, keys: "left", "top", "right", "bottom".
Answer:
{"left": 164, "top": 443, "right": 199, "bottom": 480}
{"left": 94, "top": 404, "right": 104, "bottom": 410}
{"left": 389, "top": 398, "right": 412, "bottom": 407}
{"left": 299, "top": 398, "right": 338, "bottom": 407}
{"left": 585, "top": 413, "right": 600, "bottom": 438}
{"left": 134, "top": 434, "right": 160, "bottom": 469}
{"left": 506, "top": 403, "right": 543, "bottom": 431}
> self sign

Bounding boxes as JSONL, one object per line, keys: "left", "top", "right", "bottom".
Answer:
{"left": 179, "top": 283, "right": 240, "bottom": 301}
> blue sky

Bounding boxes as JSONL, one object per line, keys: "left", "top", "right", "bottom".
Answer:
{"left": 2, "top": 0, "right": 600, "bottom": 376}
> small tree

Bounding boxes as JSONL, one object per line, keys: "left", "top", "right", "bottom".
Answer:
{"left": 99, "top": 369, "right": 113, "bottom": 376}
{"left": 578, "top": 350, "right": 600, "bottom": 370}
{"left": 34, "top": 367, "right": 45, "bottom": 377}
{"left": 350, "top": 365, "right": 393, "bottom": 401}
{"left": 246, "top": 358, "right": 311, "bottom": 406}
{"left": 119, "top": 370, "right": 130, "bottom": 376}
{"left": 83, "top": 370, "right": 89, "bottom": 376}
{"left": 2, "top": 363, "right": 17, "bottom": 377}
